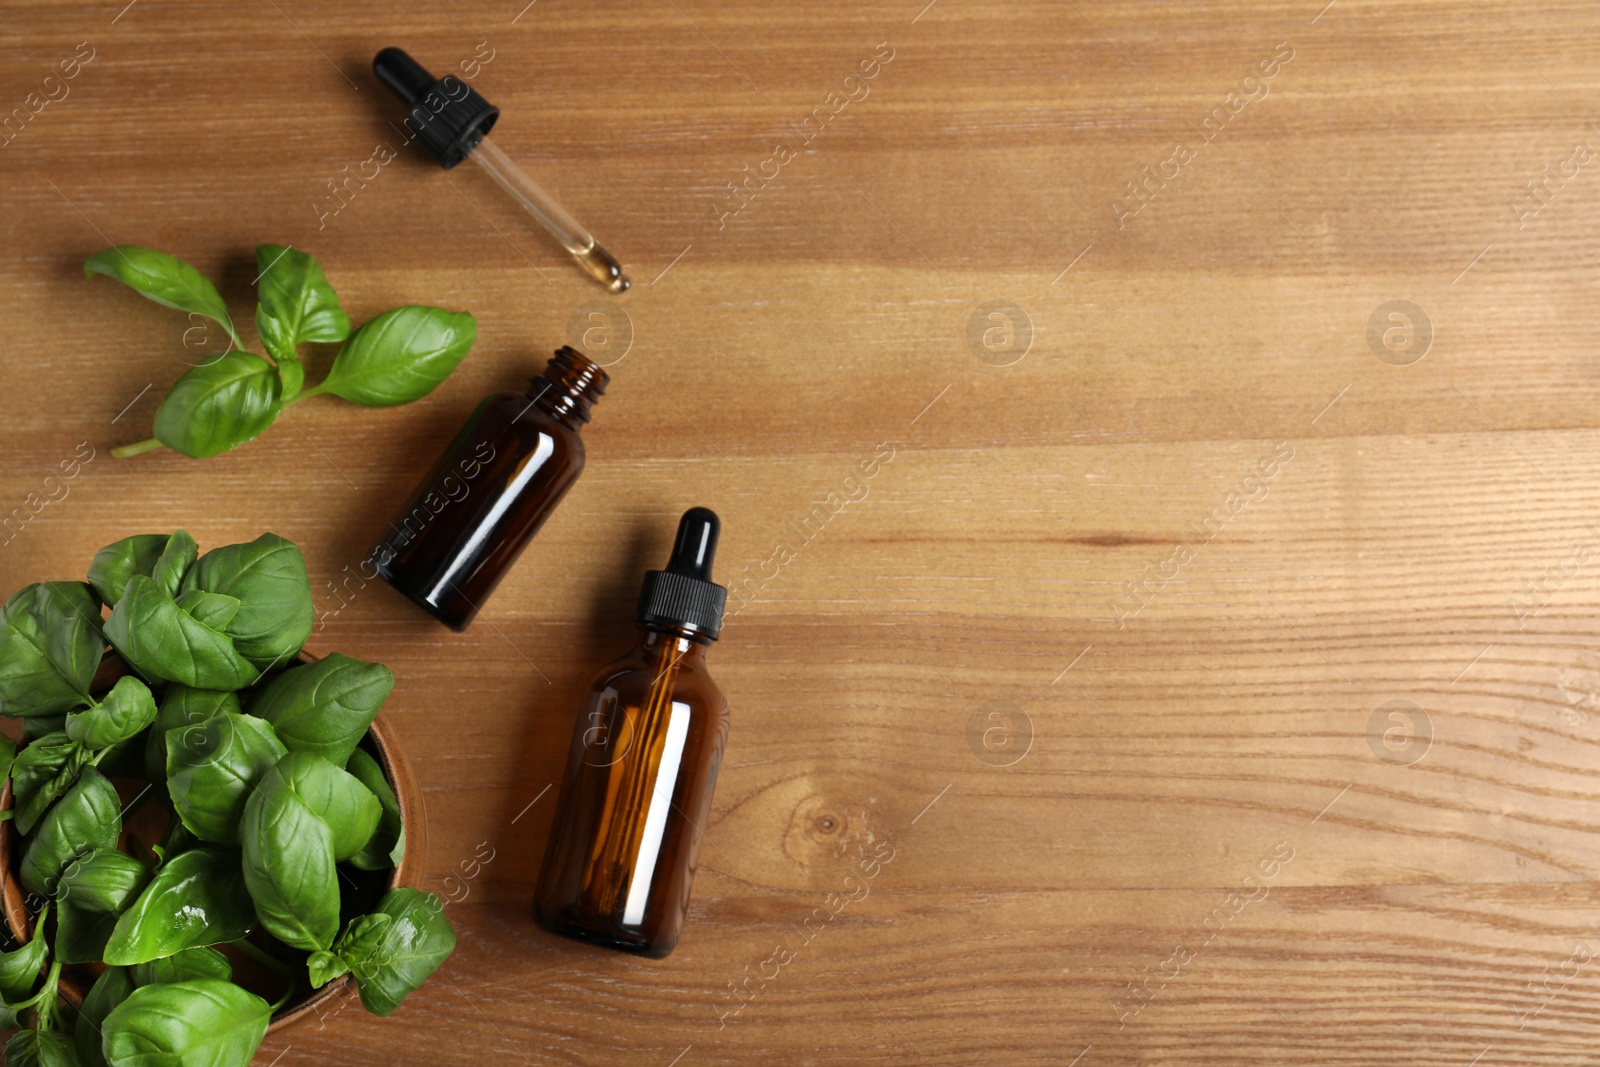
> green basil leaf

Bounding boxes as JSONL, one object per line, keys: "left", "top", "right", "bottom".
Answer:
{"left": 253, "top": 245, "right": 350, "bottom": 367}
{"left": 0, "top": 631, "right": 83, "bottom": 719}
{"left": 15, "top": 758, "right": 83, "bottom": 838}
{"left": 150, "top": 531, "right": 197, "bottom": 599}
{"left": 306, "top": 945, "right": 355, "bottom": 988}
{"left": 278, "top": 357, "right": 305, "bottom": 401}
{"left": 171, "top": 590, "right": 239, "bottom": 632}
{"left": 24, "top": 583, "right": 105, "bottom": 694}
{"left": 275, "top": 751, "right": 379, "bottom": 861}
{"left": 0, "top": 902, "right": 48, "bottom": 999}
{"left": 101, "top": 980, "right": 268, "bottom": 1067}
{"left": 75, "top": 967, "right": 135, "bottom": 1067}
{"left": 4, "top": 1028, "right": 82, "bottom": 1067}
{"left": 130, "top": 946, "right": 231, "bottom": 986}
{"left": 20, "top": 767, "right": 120, "bottom": 897}
{"left": 102, "top": 849, "right": 256, "bottom": 966}
{"left": 88, "top": 535, "right": 170, "bottom": 609}
{"left": 340, "top": 888, "right": 455, "bottom": 1017}
{"left": 11, "top": 732, "right": 85, "bottom": 835}
{"left": 0, "top": 735, "right": 16, "bottom": 788}
{"left": 142, "top": 686, "right": 240, "bottom": 786}
{"left": 249, "top": 653, "right": 392, "bottom": 766}
{"left": 66, "top": 676, "right": 158, "bottom": 750}
{"left": 84, "top": 247, "right": 241, "bottom": 351}
{"left": 239, "top": 757, "right": 339, "bottom": 951}
{"left": 0, "top": 631, "right": 82, "bottom": 719}
{"left": 165, "top": 713, "right": 285, "bottom": 845}
{"left": 104, "top": 576, "right": 257, "bottom": 690}
{"left": 345, "top": 748, "right": 403, "bottom": 871}
{"left": 56, "top": 897, "right": 120, "bottom": 966}
{"left": 58, "top": 849, "right": 149, "bottom": 914}
{"left": 0, "top": 583, "right": 103, "bottom": 718}
{"left": 152, "top": 352, "right": 281, "bottom": 459}
{"left": 180, "top": 534, "right": 312, "bottom": 668}
{"left": 311, "top": 306, "right": 476, "bottom": 407}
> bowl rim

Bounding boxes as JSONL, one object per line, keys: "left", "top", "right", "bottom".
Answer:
{"left": 0, "top": 649, "right": 425, "bottom": 1035}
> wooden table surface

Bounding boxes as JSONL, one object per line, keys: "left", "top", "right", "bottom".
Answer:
{"left": 4, "top": 0, "right": 1600, "bottom": 1063}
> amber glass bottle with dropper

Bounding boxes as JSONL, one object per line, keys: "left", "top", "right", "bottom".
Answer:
{"left": 535, "top": 508, "right": 730, "bottom": 957}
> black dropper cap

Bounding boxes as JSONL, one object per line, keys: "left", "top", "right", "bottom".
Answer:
{"left": 372, "top": 47, "right": 499, "bottom": 169}
{"left": 637, "top": 508, "right": 727, "bottom": 641}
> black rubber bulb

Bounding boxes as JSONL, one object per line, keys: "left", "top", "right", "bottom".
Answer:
{"left": 373, "top": 47, "right": 435, "bottom": 107}
{"left": 666, "top": 508, "right": 720, "bottom": 582}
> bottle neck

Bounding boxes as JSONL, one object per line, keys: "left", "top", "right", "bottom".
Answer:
{"left": 526, "top": 346, "right": 607, "bottom": 429}
{"left": 636, "top": 624, "right": 712, "bottom": 664}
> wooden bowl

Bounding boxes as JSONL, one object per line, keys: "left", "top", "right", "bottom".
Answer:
{"left": 0, "top": 652, "right": 426, "bottom": 1035}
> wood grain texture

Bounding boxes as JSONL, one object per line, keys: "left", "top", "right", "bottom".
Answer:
{"left": 3, "top": 0, "right": 1600, "bottom": 1063}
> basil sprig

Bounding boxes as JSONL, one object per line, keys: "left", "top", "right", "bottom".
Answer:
{"left": 88, "top": 245, "right": 476, "bottom": 460}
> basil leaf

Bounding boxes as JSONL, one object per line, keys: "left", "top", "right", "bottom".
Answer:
{"left": 130, "top": 946, "right": 231, "bottom": 986}
{"left": 277, "top": 751, "right": 380, "bottom": 861}
{"left": 277, "top": 357, "right": 305, "bottom": 401}
{"left": 20, "top": 767, "right": 120, "bottom": 897}
{"left": 253, "top": 245, "right": 350, "bottom": 367}
{"left": 345, "top": 748, "right": 404, "bottom": 871}
{"left": 104, "top": 575, "right": 257, "bottom": 690}
{"left": 88, "top": 535, "right": 170, "bottom": 609}
{"left": 102, "top": 849, "right": 256, "bottom": 966}
{"left": 239, "top": 757, "right": 339, "bottom": 951}
{"left": 180, "top": 534, "right": 312, "bottom": 668}
{"left": 0, "top": 631, "right": 82, "bottom": 719}
{"left": 0, "top": 735, "right": 16, "bottom": 787}
{"left": 142, "top": 686, "right": 240, "bottom": 786}
{"left": 172, "top": 590, "right": 239, "bottom": 632}
{"left": 23, "top": 583, "right": 105, "bottom": 693}
{"left": 84, "top": 247, "right": 242, "bottom": 351}
{"left": 58, "top": 849, "right": 149, "bottom": 914}
{"left": 306, "top": 944, "right": 355, "bottom": 988}
{"left": 101, "top": 980, "right": 269, "bottom": 1067}
{"left": 11, "top": 732, "right": 86, "bottom": 835}
{"left": 0, "top": 583, "right": 102, "bottom": 718}
{"left": 56, "top": 898, "right": 120, "bottom": 965}
{"left": 75, "top": 967, "right": 135, "bottom": 1067}
{"left": 339, "top": 888, "right": 455, "bottom": 1017}
{"left": 249, "top": 653, "right": 392, "bottom": 765}
{"left": 165, "top": 713, "right": 285, "bottom": 845}
{"left": 310, "top": 306, "right": 476, "bottom": 406}
{"left": 152, "top": 351, "right": 281, "bottom": 459}
{"left": 0, "top": 902, "right": 47, "bottom": 999}
{"left": 4, "top": 1028, "right": 82, "bottom": 1067}
{"left": 66, "top": 676, "right": 157, "bottom": 750}
{"left": 150, "top": 531, "right": 197, "bottom": 599}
